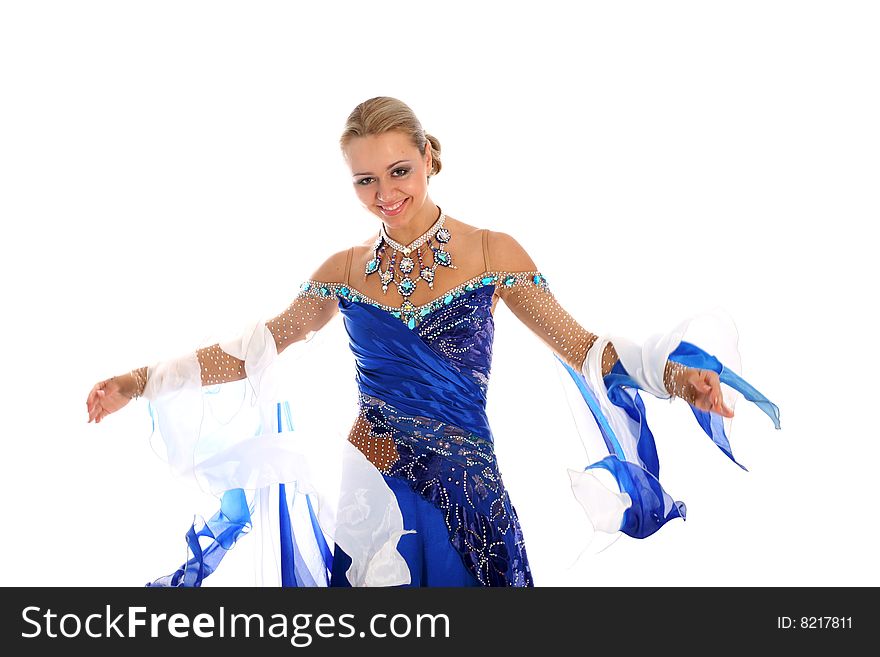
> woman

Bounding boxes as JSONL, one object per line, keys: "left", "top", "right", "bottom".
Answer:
{"left": 86, "top": 96, "right": 780, "bottom": 587}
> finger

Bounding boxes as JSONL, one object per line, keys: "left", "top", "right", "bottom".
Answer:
{"left": 86, "top": 384, "right": 100, "bottom": 410}
{"left": 709, "top": 380, "right": 733, "bottom": 416}
{"left": 705, "top": 378, "right": 719, "bottom": 399}
{"left": 710, "top": 381, "right": 720, "bottom": 407}
{"left": 719, "top": 395, "right": 734, "bottom": 417}
{"left": 88, "top": 380, "right": 108, "bottom": 408}
{"left": 699, "top": 370, "right": 713, "bottom": 392}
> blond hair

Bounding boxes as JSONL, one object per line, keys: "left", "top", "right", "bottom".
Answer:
{"left": 340, "top": 96, "right": 442, "bottom": 177}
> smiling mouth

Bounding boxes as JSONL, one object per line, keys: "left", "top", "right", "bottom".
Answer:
{"left": 378, "top": 198, "right": 408, "bottom": 215}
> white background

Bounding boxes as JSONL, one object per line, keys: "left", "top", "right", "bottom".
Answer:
{"left": 1, "top": 0, "right": 876, "bottom": 587}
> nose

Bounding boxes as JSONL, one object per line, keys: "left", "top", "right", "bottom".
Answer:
{"left": 376, "top": 179, "right": 395, "bottom": 202}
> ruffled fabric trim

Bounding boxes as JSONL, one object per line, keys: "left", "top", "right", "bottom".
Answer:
{"left": 560, "top": 309, "right": 780, "bottom": 543}
{"left": 143, "top": 319, "right": 414, "bottom": 587}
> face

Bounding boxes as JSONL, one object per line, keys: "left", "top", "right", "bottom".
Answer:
{"left": 344, "top": 130, "right": 433, "bottom": 228}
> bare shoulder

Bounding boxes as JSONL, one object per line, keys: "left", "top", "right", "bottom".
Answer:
{"left": 486, "top": 229, "right": 538, "bottom": 271}
{"left": 308, "top": 247, "right": 352, "bottom": 283}
{"left": 443, "top": 214, "right": 482, "bottom": 238}
{"left": 311, "top": 229, "right": 382, "bottom": 284}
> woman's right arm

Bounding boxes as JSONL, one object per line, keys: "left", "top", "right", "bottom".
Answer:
{"left": 86, "top": 248, "right": 350, "bottom": 423}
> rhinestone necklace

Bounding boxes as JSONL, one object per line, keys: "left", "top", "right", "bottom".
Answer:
{"left": 364, "top": 207, "right": 457, "bottom": 302}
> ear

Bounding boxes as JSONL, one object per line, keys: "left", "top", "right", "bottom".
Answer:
{"left": 424, "top": 140, "right": 433, "bottom": 175}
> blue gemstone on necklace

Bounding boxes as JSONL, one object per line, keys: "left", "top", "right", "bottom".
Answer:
{"left": 365, "top": 258, "right": 380, "bottom": 274}
{"left": 399, "top": 278, "right": 416, "bottom": 296}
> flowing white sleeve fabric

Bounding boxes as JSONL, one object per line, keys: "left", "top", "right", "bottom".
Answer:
{"left": 498, "top": 273, "right": 781, "bottom": 556}
{"left": 140, "top": 289, "right": 340, "bottom": 487}
{"left": 137, "top": 283, "right": 415, "bottom": 588}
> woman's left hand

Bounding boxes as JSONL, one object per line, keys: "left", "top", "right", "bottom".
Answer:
{"left": 678, "top": 367, "right": 735, "bottom": 418}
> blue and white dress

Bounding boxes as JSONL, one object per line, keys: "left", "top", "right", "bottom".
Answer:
{"left": 142, "top": 269, "right": 780, "bottom": 587}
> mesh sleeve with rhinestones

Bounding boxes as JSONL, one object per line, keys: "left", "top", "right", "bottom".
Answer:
{"left": 498, "top": 275, "right": 688, "bottom": 398}
{"left": 128, "top": 285, "right": 340, "bottom": 393}
{"left": 498, "top": 276, "right": 618, "bottom": 377}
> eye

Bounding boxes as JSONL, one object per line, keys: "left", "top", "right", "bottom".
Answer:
{"left": 356, "top": 177, "right": 374, "bottom": 186}
{"left": 391, "top": 167, "right": 410, "bottom": 177}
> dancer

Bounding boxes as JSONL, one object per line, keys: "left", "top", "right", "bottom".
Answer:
{"left": 86, "top": 96, "right": 780, "bottom": 587}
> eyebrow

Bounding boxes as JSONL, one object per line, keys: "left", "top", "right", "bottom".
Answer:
{"left": 353, "top": 160, "right": 411, "bottom": 177}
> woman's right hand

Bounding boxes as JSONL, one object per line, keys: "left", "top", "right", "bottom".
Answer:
{"left": 86, "top": 375, "right": 133, "bottom": 423}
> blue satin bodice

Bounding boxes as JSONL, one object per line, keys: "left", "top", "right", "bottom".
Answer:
{"left": 333, "top": 277, "right": 534, "bottom": 586}
{"left": 339, "top": 284, "right": 496, "bottom": 441}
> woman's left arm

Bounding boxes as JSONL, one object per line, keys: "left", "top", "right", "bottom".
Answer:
{"left": 488, "top": 230, "right": 733, "bottom": 417}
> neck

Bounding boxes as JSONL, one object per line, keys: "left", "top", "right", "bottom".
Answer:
{"left": 383, "top": 202, "right": 441, "bottom": 245}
